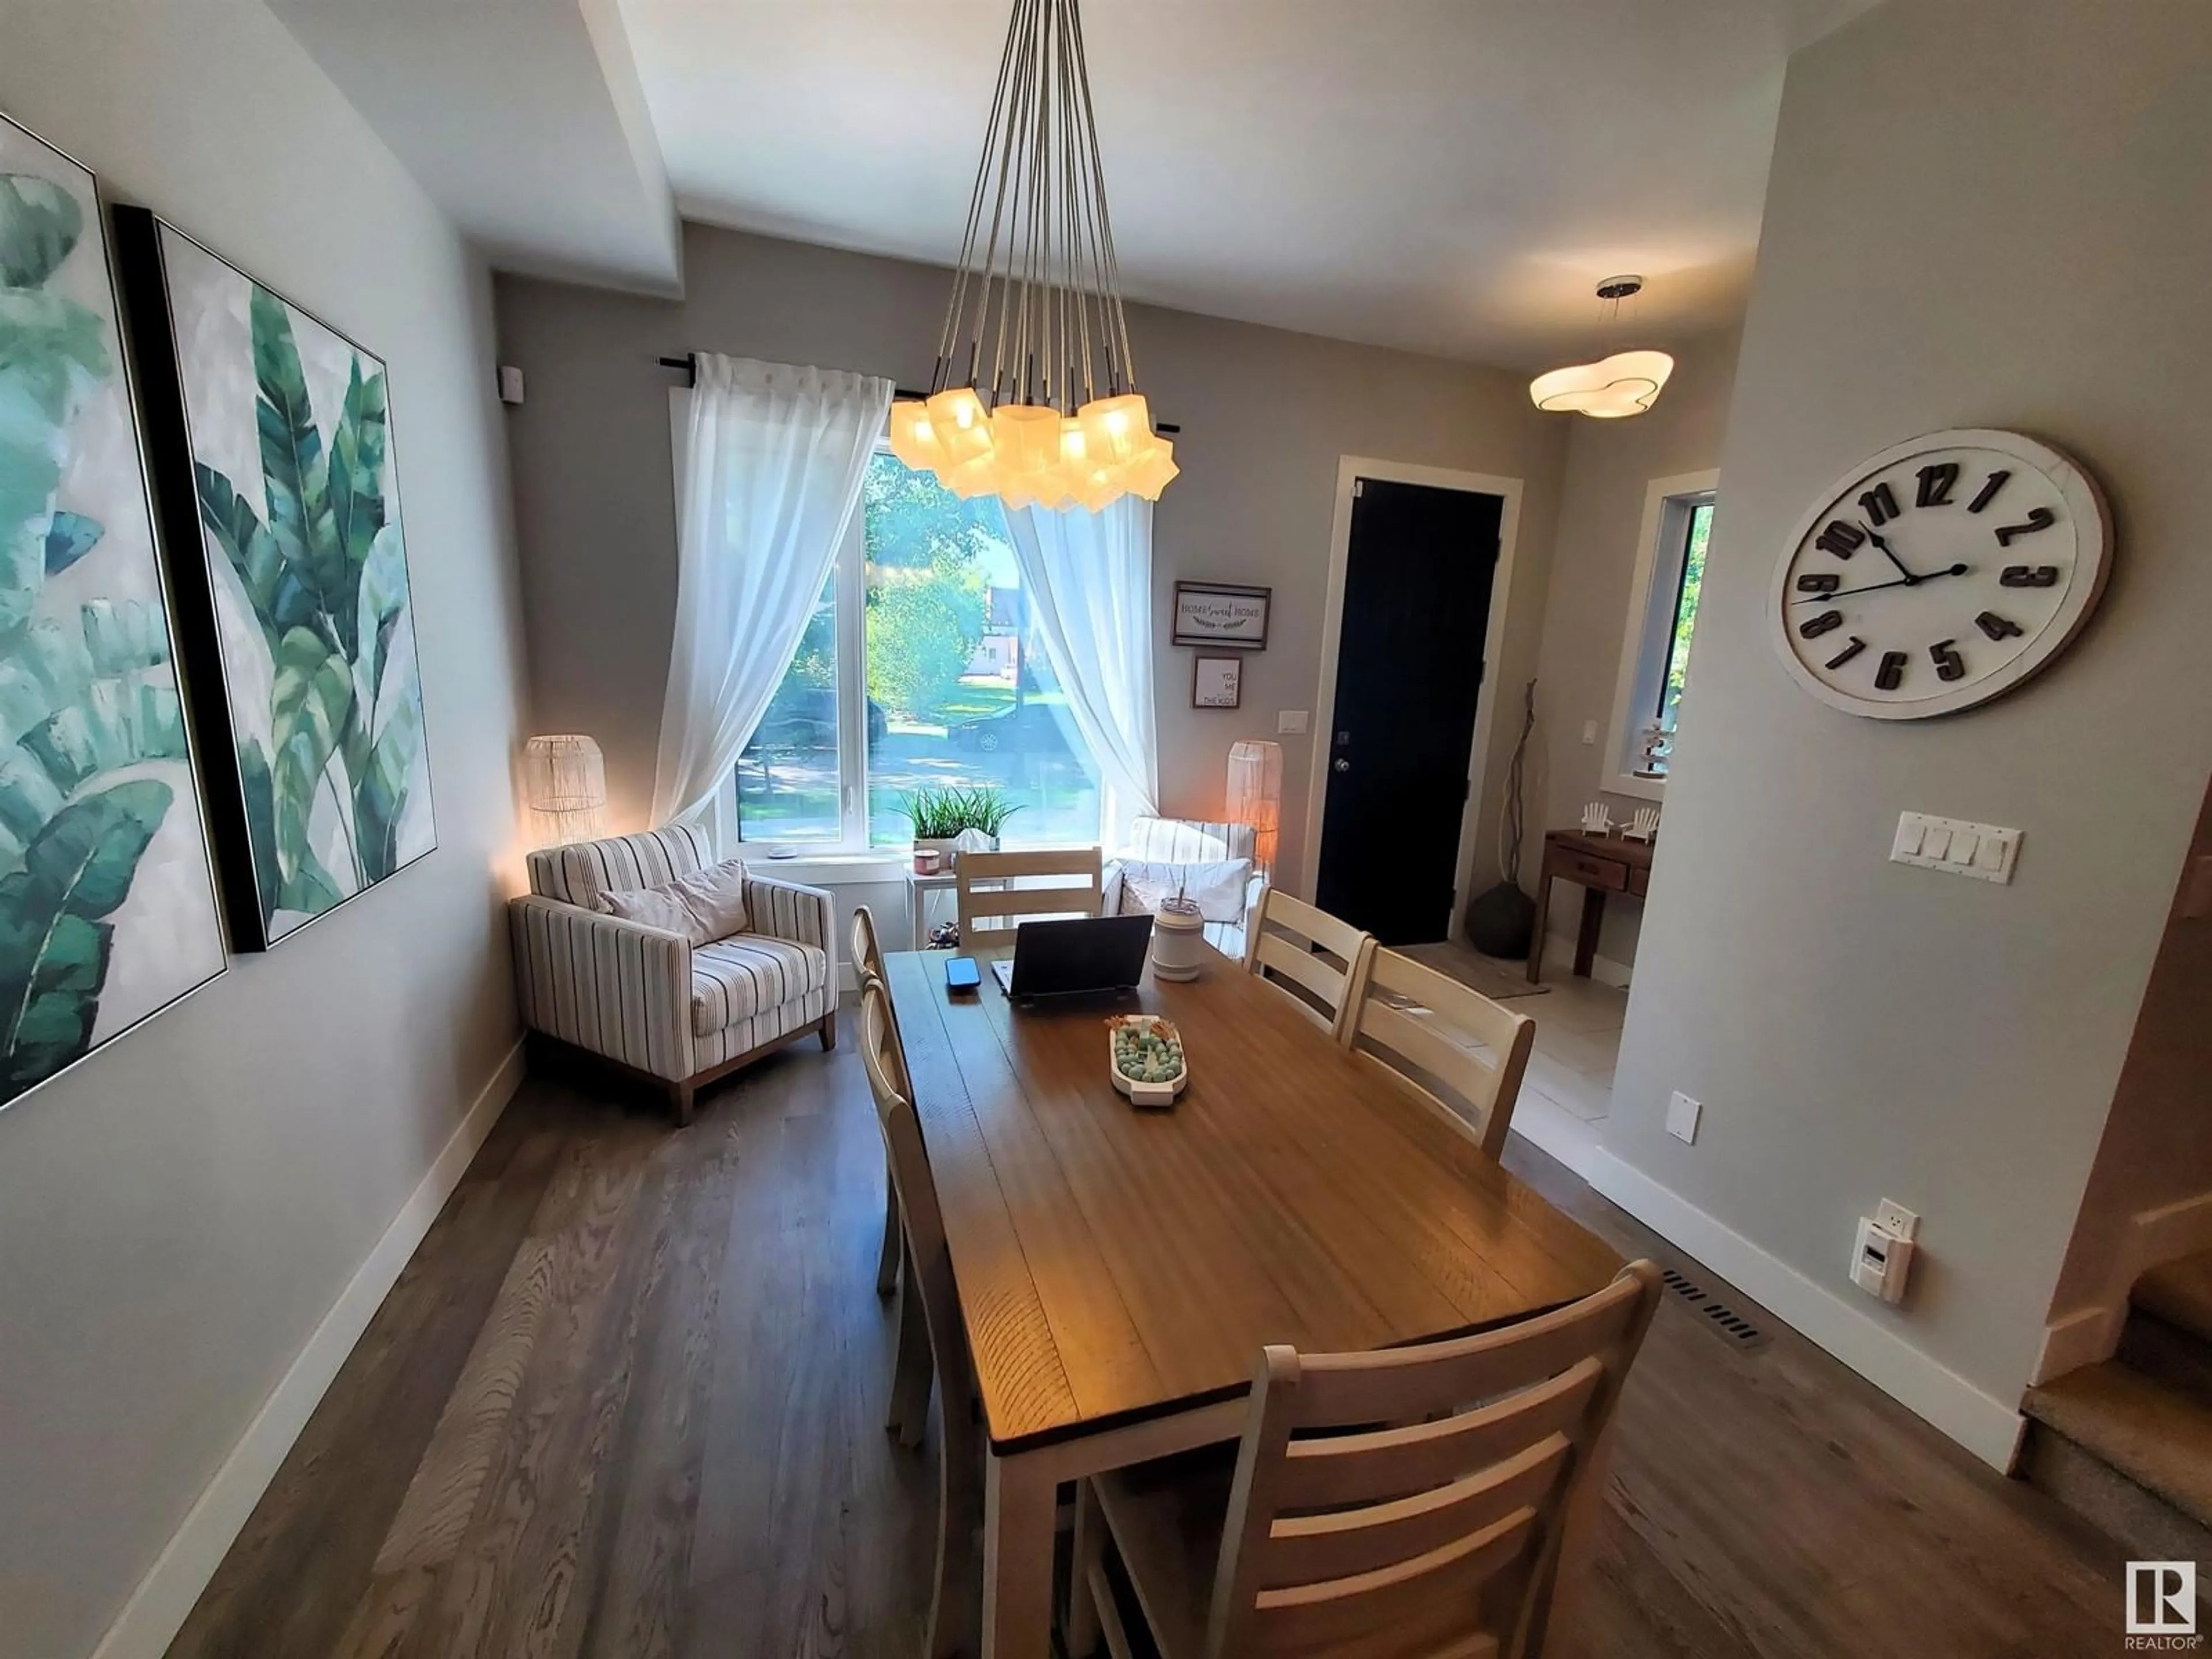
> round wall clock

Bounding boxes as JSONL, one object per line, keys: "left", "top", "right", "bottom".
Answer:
{"left": 1769, "top": 428, "right": 2112, "bottom": 719}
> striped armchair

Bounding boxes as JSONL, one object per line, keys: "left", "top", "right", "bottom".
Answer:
{"left": 510, "top": 824, "right": 836, "bottom": 1125}
{"left": 1100, "top": 816, "right": 1267, "bottom": 959}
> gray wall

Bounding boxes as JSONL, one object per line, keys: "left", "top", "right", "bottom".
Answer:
{"left": 0, "top": 5, "right": 531, "bottom": 1656}
{"left": 495, "top": 223, "right": 1569, "bottom": 903}
{"left": 2049, "top": 774, "right": 2212, "bottom": 1312}
{"left": 1526, "top": 325, "right": 1742, "bottom": 968}
{"left": 1604, "top": 0, "right": 2212, "bottom": 1423}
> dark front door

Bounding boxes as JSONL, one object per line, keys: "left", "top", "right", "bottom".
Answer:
{"left": 1316, "top": 478, "right": 1502, "bottom": 945}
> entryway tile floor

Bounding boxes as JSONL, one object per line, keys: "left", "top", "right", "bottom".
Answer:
{"left": 1522, "top": 967, "right": 1626, "bottom": 1122}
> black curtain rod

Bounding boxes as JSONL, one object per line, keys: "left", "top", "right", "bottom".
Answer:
{"left": 657, "top": 354, "right": 1180, "bottom": 434}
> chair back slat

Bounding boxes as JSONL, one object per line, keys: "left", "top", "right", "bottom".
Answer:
{"left": 849, "top": 905, "right": 910, "bottom": 1096}
{"left": 1259, "top": 1434, "right": 1568, "bottom": 1590}
{"left": 1246, "top": 1506, "right": 1534, "bottom": 1658}
{"left": 1244, "top": 889, "right": 1373, "bottom": 1039}
{"left": 850, "top": 902, "right": 889, "bottom": 983}
{"left": 1344, "top": 950, "right": 1536, "bottom": 1159}
{"left": 858, "top": 983, "right": 966, "bottom": 1434}
{"left": 1286, "top": 1271, "right": 1645, "bottom": 1428}
{"left": 1273, "top": 1358, "right": 1604, "bottom": 1512}
{"left": 1203, "top": 1262, "right": 1663, "bottom": 1659}
{"left": 956, "top": 847, "right": 1104, "bottom": 941}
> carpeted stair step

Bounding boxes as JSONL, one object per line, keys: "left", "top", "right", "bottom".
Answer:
{"left": 2135, "top": 1249, "right": 2212, "bottom": 1345}
{"left": 2025, "top": 1361, "right": 2212, "bottom": 1529}
{"left": 2122, "top": 1304, "right": 2212, "bottom": 1405}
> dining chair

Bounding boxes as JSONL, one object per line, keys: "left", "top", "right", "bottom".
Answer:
{"left": 1242, "top": 887, "right": 1374, "bottom": 1040}
{"left": 1068, "top": 1259, "right": 1664, "bottom": 1659}
{"left": 1342, "top": 948, "right": 1538, "bottom": 1160}
{"left": 858, "top": 978, "right": 982, "bottom": 1659}
{"left": 955, "top": 846, "right": 1104, "bottom": 943}
{"left": 849, "top": 904, "right": 908, "bottom": 1298}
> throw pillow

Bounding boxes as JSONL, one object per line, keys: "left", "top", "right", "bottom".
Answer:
{"left": 1118, "top": 858, "right": 1251, "bottom": 925}
{"left": 601, "top": 884, "right": 700, "bottom": 938}
{"left": 668, "top": 857, "right": 750, "bottom": 940}
{"left": 601, "top": 857, "right": 750, "bottom": 944}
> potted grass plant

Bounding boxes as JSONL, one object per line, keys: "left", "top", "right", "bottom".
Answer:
{"left": 899, "top": 785, "right": 1023, "bottom": 868}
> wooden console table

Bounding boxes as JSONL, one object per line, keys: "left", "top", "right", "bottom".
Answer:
{"left": 1527, "top": 828, "right": 1654, "bottom": 983}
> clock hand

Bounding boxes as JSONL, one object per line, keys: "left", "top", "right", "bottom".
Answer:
{"left": 1794, "top": 563, "right": 1971, "bottom": 602}
{"left": 1865, "top": 524, "right": 1921, "bottom": 585}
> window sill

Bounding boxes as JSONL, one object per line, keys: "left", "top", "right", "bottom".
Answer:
{"left": 1604, "top": 771, "right": 1666, "bottom": 804}
{"left": 739, "top": 848, "right": 910, "bottom": 885}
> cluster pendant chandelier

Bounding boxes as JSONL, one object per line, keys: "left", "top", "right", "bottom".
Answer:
{"left": 887, "top": 0, "right": 1176, "bottom": 511}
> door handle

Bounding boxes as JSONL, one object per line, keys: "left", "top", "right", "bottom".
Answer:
{"left": 1333, "top": 758, "right": 1351, "bottom": 773}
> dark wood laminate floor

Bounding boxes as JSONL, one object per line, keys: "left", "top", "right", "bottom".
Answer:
{"left": 167, "top": 1025, "right": 2126, "bottom": 1659}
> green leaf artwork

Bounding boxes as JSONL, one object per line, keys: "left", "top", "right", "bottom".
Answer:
{"left": 0, "top": 123, "right": 226, "bottom": 1107}
{"left": 174, "top": 240, "right": 432, "bottom": 941}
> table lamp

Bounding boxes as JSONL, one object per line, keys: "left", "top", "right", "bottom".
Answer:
{"left": 522, "top": 734, "right": 608, "bottom": 847}
{"left": 1225, "top": 738, "right": 1282, "bottom": 878}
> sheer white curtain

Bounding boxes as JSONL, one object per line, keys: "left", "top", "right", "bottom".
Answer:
{"left": 651, "top": 354, "right": 891, "bottom": 842}
{"left": 1002, "top": 495, "right": 1160, "bottom": 841}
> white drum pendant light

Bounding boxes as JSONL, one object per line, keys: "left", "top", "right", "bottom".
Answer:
{"left": 886, "top": 0, "right": 1176, "bottom": 510}
{"left": 1529, "top": 276, "right": 1676, "bottom": 419}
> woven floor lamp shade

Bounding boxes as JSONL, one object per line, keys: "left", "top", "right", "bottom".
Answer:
{"left": 1225, "top": 738, "right": 1283, "bottom": 878}
{"left": 522, "top": 734, "right": 608, "bottom": 847}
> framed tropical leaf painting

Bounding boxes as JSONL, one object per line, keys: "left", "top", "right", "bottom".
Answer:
{"left": 114, "top": 210, "right": 435, "bottom": 950}
{"left": 0, "top": 114, "right": 227, "bottom": 1107}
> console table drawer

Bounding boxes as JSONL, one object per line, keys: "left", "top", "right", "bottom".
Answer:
{"left": 1628, "top": 866, "right": 1651, "bottom": 898}
{"left": 1548, "top": 846, "right": 1628, "bottom": 891}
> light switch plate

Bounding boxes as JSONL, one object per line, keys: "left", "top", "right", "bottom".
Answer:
{"left": 1665, "top": 1090, "right": 1701, "bottom": 1144}
{"left": 1277, "top": 709, "right": 1309, "bottom": 735}
{"left": 1891, "top": 813, "right": 2019, "bottom": 884}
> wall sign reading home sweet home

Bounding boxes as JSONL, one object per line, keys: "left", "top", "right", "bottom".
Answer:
{"left": 1172, "top": 581, "right": 1270, "bottom": 650}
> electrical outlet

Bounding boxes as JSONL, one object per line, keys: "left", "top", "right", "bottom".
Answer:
{"left": 1277, "top": 709, "right": 1309, "bottom": 735}
{"left": 1581, "top": 719, "right": 1599, "bottom": 745}
{"left": 1665, "top": 1090, "right": 1701, "bottom": 1144}
{"left": 1874, "top": 1198, "right": 1920, "bottom": 1243}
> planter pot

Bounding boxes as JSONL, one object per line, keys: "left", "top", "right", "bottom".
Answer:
{"left": 914, "top": 832, "right": 998, "bottom": 871}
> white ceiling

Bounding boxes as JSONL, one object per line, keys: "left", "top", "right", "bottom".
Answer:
{"left": 276, "top": 0, "right": 1884, "bottom": 366}
{"left": 616, "top": 0, "right": 1879, "bottom": 366}
{"left": 271, "top": 0, "right": 682, "bottom": 294}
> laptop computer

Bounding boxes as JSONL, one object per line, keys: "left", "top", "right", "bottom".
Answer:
{"left": 989, "top": 914, "right": 1154, "bottom": 1001}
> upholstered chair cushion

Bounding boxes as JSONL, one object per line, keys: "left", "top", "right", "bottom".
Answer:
{"left": 691, "top": 937, "right": 831, "bottom": 1035}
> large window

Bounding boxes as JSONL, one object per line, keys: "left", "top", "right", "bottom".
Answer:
{"left": 1602, "top": 472, "right": 1718, "bottom": 798}
{"left": 735, "top": 453, "right": 1103, "bottom": 850}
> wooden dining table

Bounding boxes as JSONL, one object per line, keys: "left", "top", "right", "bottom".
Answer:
{"left": 882, "top": 942, "right": 1623, "bottom": 1659}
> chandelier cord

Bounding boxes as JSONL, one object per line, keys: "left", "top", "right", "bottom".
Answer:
{"left": 935, "top": 0, "right": 1026, "bottom": 393}
{"left": 887, "top": 0, "right": 1177, "bottom": 509}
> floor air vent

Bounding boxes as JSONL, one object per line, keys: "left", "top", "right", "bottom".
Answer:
{"left": 1660, "top": 1267, "right": 1768, "bottom": 1349}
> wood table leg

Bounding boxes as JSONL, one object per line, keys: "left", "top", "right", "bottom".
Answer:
{"left": 911, "top": 881, "right": 926, "bottom": 952}
{"left": 1574, "top": 885, "right": 1606, "bottom": 978}
{"left": 983, "top": 1446, "right": 1058, "bottom": 1659}
{"left": 1526, "top": 873, "right": 1552, "bottom": 983}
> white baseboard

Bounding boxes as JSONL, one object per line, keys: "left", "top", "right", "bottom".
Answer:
{"left": 2034, "top": 1188, "right": 2212, "bottom": 1385}
{"left": 90, "top": 1037, "right": 528, "bottom": 1659}
{"left": 1542, "top": 932, "right": 1633, "bottom": 989}
{"left": 1586, "top": 1147, "right": 2027, "bottom": 1471}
